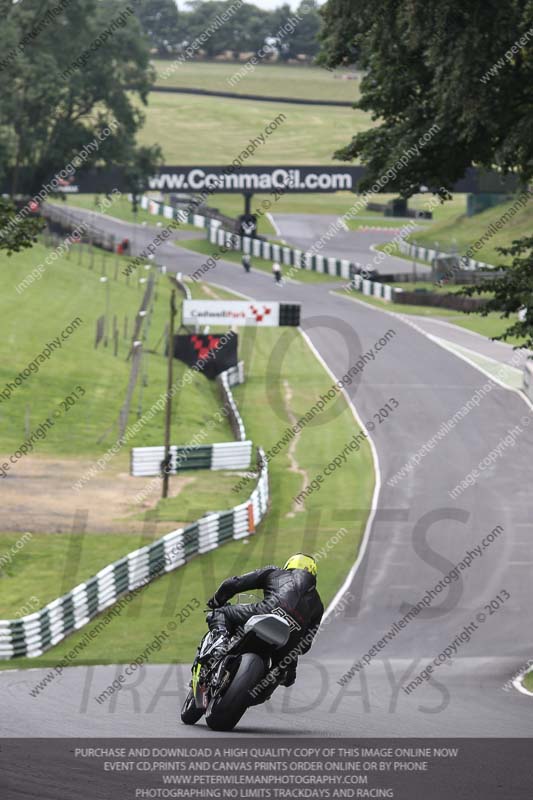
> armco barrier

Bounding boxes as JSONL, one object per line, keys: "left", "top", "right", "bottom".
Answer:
{"left": 217, "top": 362, "right": 246, "bottom": 441}
{"left": 174, "top": 272, "right": 191, "bottom": 301}
{"left": 398, "top": 238, "right": 491, "bottom": 272}
{"left": 130, "top": 363, "right": 248, "bottom": 477}
{"left": 209, "top": 225, "right": 355, "bottom": 279}
{"left": 131, "top": 441, "right": 253, "bottom": 477}
{"left": 0, "top": 449, "right": 268, "bottom": 660}
{"left": 350, "top": 273, "right": 394, "bottom": 302}
{"left": 139, "top": 194, "right": 219, "bottom": 232}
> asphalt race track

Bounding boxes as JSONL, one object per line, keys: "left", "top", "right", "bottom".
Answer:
{"left": 270, "top": 212, "right": 431, "bottom": 276}
{"left": 3, "top": 208, "right": 532, "bottom": 737}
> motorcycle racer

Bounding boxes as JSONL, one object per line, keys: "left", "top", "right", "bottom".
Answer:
{"left": 206, "top": 553, "right": 324, "bottom": 688}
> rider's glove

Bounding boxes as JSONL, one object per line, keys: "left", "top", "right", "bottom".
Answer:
{"left": 280, "top": 662, "right": 297, "bottom": 687}
{"left": 206, "top": 596, "right": 220, "bottom": 610}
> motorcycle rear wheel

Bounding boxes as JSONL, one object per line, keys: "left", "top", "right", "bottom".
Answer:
{"left": 180, "top": 688, "right": 204, "bottom": 725}
{"left": 206, "top": 653, "right": 266, "bottom": 731}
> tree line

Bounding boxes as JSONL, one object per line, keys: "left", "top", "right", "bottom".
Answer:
{"left": 133, "top": 0, "right": 322, "bottom": 60}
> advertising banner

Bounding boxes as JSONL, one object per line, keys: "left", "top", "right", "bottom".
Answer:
{"left": 147, "top": 166, "right": 363, "bottom": 193}
{"left": 1, "top": 166, "right": 520, "bottom": 195}
{"left": 182, "top": 300, "right": 301, "bottom": 327}
{"left": 183, "top": 300, "right": 276, "bottom": 327}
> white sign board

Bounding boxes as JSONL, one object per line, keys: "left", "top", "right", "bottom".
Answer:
{"left": 182, "top": 300, "right": 280, "bottom": 327}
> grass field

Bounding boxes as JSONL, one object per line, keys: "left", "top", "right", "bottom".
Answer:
{"left": 0, "top": 239, "right": 375, "bottom": 668}
{"left": 152, "top": 60, "right": 361, "bottom": 104}
{"left": 523, "top": 671, "right": 533, "bottom": 693}
{"left": 138, "top": 92, "right": 369, "bottom": 166}
{"left": 406, "top": 195, "right": 533, "bottom": 266}
{"left": 0, "top": 244, "right": 232, "bottom": 458}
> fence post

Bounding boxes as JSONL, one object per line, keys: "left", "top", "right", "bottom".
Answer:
{"left": 162, "top": 290, "right": 177, "bottom": 499}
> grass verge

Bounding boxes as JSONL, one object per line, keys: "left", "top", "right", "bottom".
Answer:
{"left": 152, "top": 61, "right": 361, "bottom": 104}
{"left": 334, "top": 289, "right": 524, "bottom": 343}
{"left": 406, "top": 195, "right": 533, "bottom": 266}
{"left": 522, "top": 671, "right": 533, "bottom": 693}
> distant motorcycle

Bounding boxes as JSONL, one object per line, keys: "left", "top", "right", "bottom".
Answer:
{"left": 181, "top": 595, "right": 291, "bottom": 731}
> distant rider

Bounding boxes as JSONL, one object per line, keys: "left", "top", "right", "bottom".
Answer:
{"left": 272, "top": 261, "right": 282, "bottom": 285}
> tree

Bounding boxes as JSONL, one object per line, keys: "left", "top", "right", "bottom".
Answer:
{"left": 0, "top": 199, "right": 42, "bottom": 255}
{"left": 0, "top": 0, "right": 161, "bottom": 199}
{"left": 462, "top": 240, "right": 533, "bottom": 348}
{"left": 291, "top": 1, "right": 322, "bottom": 58}
{"left": 225, "top": 4, "right": 271, "bottom": 59}
{"left": 319, "top": 0, "right": 533, "bottom": 197}
{"left": 320, "top": 0, "right": 533, "bottom": 346}
{"left": 270, "top": 3, "right": 296, "bottom": 61}
{"left": 181, "top": 1, "right": 269, "bottom": 59}
{"left": 132, "top": 0, "right": 181, "bottom": 54}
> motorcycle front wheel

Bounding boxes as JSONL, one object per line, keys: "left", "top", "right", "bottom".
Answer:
{"left": 205, "top": 653, "right": 266, "bottom": 732}
{"left": 180, "top": 688, "right": 204, "bottom": 725}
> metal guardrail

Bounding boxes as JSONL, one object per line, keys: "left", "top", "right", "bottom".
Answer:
{"left": 42, "top": 203, "right": 116, "bottom": 252}
{"left": 398, "top": 238, "right": 492, "bottom": 272}
{"left": 174, "top": 272, "right": 191, "bottom": 301}
{"left": 209, "top": 225, "right": 356, "bottom": 279}
{"left": 139, "top": 195, "right": 216, "bottom": 232}
{"left": 217, "top": 363, "right": 246, "bottom": 441}
{"left": 131, "top": 441, "right": 253, "bottom": 477}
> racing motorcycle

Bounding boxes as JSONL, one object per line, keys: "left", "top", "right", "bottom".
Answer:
{"left": 180, "top": 595, "right": 291, "bottom": 731}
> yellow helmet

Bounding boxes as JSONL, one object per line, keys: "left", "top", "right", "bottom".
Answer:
{"left": 283, "top": 553, "right": 317, "bottom": 576}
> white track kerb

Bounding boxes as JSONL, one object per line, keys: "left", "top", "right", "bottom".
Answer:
{"left": 513, "top": 670, "right": 533, "bottom": 697}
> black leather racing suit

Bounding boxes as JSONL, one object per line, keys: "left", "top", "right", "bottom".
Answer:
{"left": 207, "top": 565, "right": 324, "bottom": 677}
